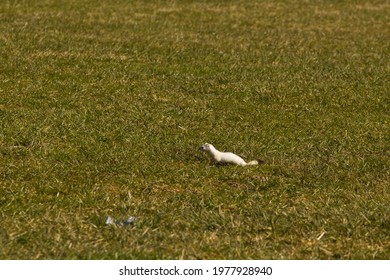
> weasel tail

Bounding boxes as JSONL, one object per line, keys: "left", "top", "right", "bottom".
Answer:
{"left": 198, "top": 143, "right": 264, "bottom": 166}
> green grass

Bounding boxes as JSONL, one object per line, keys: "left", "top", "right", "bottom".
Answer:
{"left": 0, "top": 0, "right": 389, "bottom": 259}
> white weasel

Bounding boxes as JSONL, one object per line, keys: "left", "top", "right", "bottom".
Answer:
{"left": 198, "top": 143, "right": 264, "bottom": 166}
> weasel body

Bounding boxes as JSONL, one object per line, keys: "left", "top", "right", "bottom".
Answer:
{"left": 198, "top": 143, "right": 263, "bottom": 166}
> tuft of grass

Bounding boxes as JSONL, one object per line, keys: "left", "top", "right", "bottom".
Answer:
{"left": 0, "top": 0, "right": 389, "bottom": 259}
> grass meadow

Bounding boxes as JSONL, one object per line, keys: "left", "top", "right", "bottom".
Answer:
{"left": 0, "top": 0, "right": 389, "bottom": 259}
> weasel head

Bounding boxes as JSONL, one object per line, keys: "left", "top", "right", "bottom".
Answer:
{"left": 198, "top": 143, "right": 214, "bottom": 152}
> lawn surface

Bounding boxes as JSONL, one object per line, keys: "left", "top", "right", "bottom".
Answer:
{"left": 0, "top": 0, "right": 389, "bottom": 259}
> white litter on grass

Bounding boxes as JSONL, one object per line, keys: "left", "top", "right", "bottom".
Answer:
{"left": 105, "top": 216, "right": 137, "bottom": 226}
{"left": 105, "top": 216, "right": 116, "bottom": 225}
{"left": 317, "top": 231, "right": 326, "bottom": 240}
{"left": 123, "top": 216, "right": 137, "bottom": 225}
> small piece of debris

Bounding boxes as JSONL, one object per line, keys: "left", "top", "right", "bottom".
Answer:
{"left": 105, "top": 216, "right": 116, "bottom": 225}
{"left": 105, "top": 216, "right": 137, "bottom": 226}
{"left": 123, "top": 216, "right": 137, "bottom": 225}
{"left": 316, "top": 231, "right": 326, "bottom": 240}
